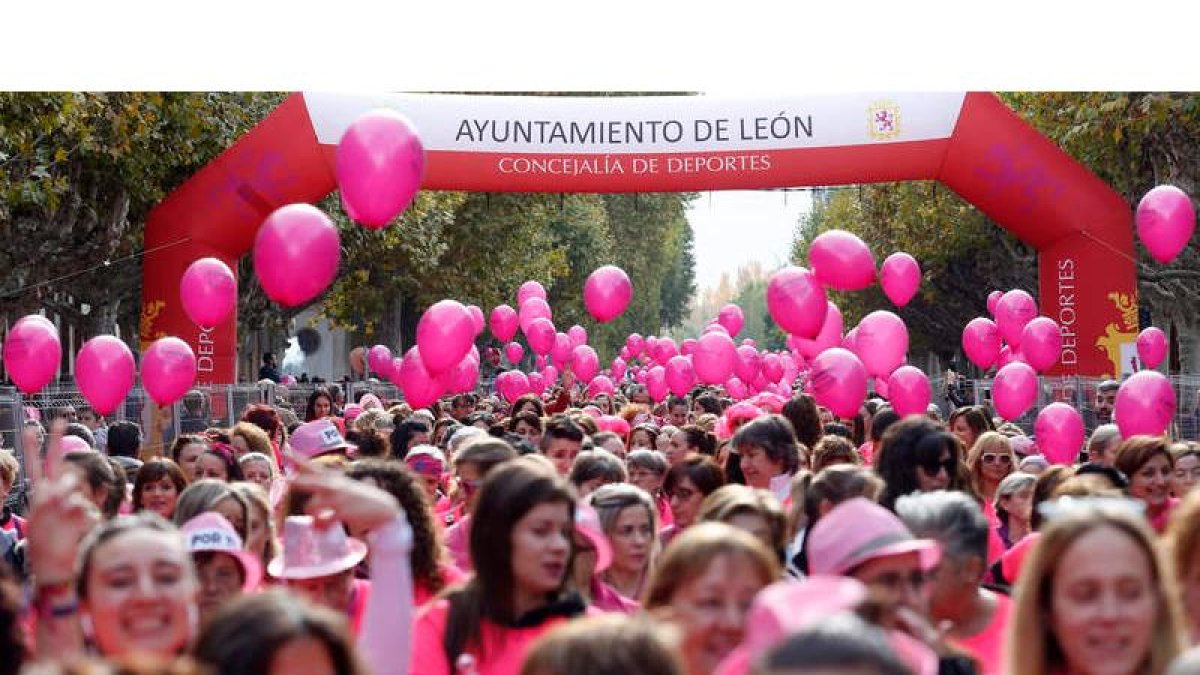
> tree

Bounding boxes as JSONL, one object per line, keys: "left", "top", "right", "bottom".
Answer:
{"left": 0, "top": 92, "right": 285, "bottom": 340}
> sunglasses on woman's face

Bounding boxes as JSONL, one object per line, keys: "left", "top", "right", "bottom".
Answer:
{"left": 981, "top": 453, "right": 1012, "bottom": 465}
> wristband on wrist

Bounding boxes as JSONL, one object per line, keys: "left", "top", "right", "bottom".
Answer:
{"left": 33, "top": 580, "right": 79, "bottom": 619}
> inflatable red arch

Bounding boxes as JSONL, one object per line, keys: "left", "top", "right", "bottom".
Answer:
{"left": 142, "top": 92, "right": 1136, "bottom": 384}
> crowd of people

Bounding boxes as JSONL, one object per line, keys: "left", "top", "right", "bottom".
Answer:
{"left": 1, "top": 377, "right": 1200, "bottom": 675}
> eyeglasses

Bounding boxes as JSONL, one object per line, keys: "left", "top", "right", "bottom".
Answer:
{"left": 917, "top": 457, "right": 955, "bottom": 476}
{"left": 981, "top": 453, "right": 1012, "bottom": 466}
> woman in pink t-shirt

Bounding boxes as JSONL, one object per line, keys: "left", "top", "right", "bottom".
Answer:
{"left": 411, "top": 459, "right": 598, "bottom": 675}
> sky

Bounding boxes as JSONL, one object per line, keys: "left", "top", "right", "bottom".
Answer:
{"left": 686, "top": 190, "right": 814, "bottom": 293}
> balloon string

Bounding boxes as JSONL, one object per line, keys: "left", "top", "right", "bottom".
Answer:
{"left": 1075, "top": 229, "right": 1139, "bottom": 266}
{"left": 0, "top": 236, "right": 193, "bottom": 300}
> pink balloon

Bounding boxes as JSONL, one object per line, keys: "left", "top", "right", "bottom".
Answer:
{"left": 767, "top": 266, "right": 828, "bottom": 339}
{"left": 626, "top": 333, "right": 644, "bottom": 357}
{"left": 567, "top": 325, "right": 588, "bottom": 348}
{"left": 527, "top": 371, "right": 547, "bottom": 396}
{"left": 1137, "top": 327, "right": 1168, "bottom": 369}
{"left": 693, "top": 332, "right": 738, "bottom": 385}
{"left": 76, "top": 336, "right": 135, "bottom": 416}
{"left": 551, "top": 332, "right": 573, "bottom": 366}
{"left": 571, "top": 345, "right": 600, "bottom": 382}
{"left": 597, "top": 415, "right": 631, "bottom": 438}
{"left": 809, "top": 230, "right": 876, "bottom": 291}
{"left": 416, "top": 300, "right": 475, "bottom": 375}
{"left": 873, "top": 376, "right": 890, "bottom": 400}
{"left": 996, "top": 344, "right": 1017, "bottom": 369}
{"left": 680, "top": 338, "right": 698, "bottom": 356}
{"left": 496, "top": 370, "right": 531, "bottom": 404}
{"left": 887, "top": 366, "right": 931, "bottom": 417}
{"left": 387, "top": 356, "right": 404, "bottom": 386}
{"left": 588, "top": 375, "right": 616, "bottom": 399}
{"left": 2, "top": 315, "right": 61, "bottom": 394}
{"left": 517, "top": 281, "right": 548, "bottom": 306}
{"left": 1035, "top": 403, "right": 1085, "bottom": 465}
{"left": 992, "top": 362, "right": 1038, "bottom": 421}
{"left": 645, "top": 366, "right": 668, "bottom": 403}
{"left": 180, "top": 258, "right": 236, "bottom": 327}
{"left": 791, "top": 302, "right": 844, "bottom": 359}
{"left": 734, "top": 345, "right": 761, "bottom": 384}
{"left": 525, "top": 318, "right": 557, "bottom": 356}
{"left": 725, "top": 377, "right": 749, "bottom": 400}
{"left": 141, "top": 337, "right": 197, "bottom": 407}
{"left": 717, "top": 304, "right": 745, "bottom": 336}
{"left": 583, "top": 265, "right": 633, "bottom": 323}
{"left": 962, "top": 318, "right": 1002, "bottom": 370}
{"left": 643, "top": 336, "right": 659, "bottom": 358}
{"left": 490, "top": 305, "right": 519, "bottom": 342}
{"left": 519, "top": 297, "right": 553, "bottom": 334}
{"left": 542, "top": 365, "right": 559, "bottom": 386}
{"left": 880, "top": 252, "right": 920, "bottom": 307}
{"left": 335, "top": 109, "right": 424, "bottom": 228}
{"left": 652, "top": 337, "right": 678, "bottom": 364}
{"left": 536, "top": 355, "right": 547, "bottom": 371}
{"left": 742, "top": 339, "right": 757, "bottom": 348}
{"left": 809, "top": 348, "right": 868, "bottom": 419}
{"left": 437, "top": 353, "right": 480, "bottom": 395}
{"left": 504, "top": 342, "right": 525, "bottom": 365}
{"left": 841, "top": 327, "right": 860, "bottom": 357}
{"left": 665, "top": 355, "right": 696, "bottom": 398}
{"left": 1136, "top": 185, "right": 1195, "bottom": 264}
{"left": 995, "top": 290, "right": 1038, "bottom": 347}
{"left": 1115, "top": 371, "right": 1176, "bottom": 438}
{"left": 367, "top": 345, "right": 394, "bottom": 379}
{"left": 703, "top": 323, "right": 729, "bottom": 335}
{"left": 1021, "top": 317, "right": 1062, "bottom": 373}
{"left": 399, "top": 347, "right": 444, "bottom": 409}
{"left": 611, "top": 358, "right": 627, "bottom": 381}
{"left": 986, "top": 291, "right": 1003, "bottom": 316}
{"left": 855, "top": 311, "right": 909, "bottom": 378}
{"left": 254, "top": 204, "right": 341, "bottom": 307}
{"left": 761, "top": 353, "right": 784, "bottom": 383}
{"left": 466, "top": 305, "right": 485, "bottom": 337}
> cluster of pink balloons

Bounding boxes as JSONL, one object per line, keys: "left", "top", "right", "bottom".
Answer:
{"left": 2, "top": 314, "right": 200, "bottom": 413}
{"left": 961, "top": 288, "right": 1065, "bottom": 420}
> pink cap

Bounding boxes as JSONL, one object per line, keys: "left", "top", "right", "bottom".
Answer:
{"left": 181, "top": 512, "right": 263, "bottom": 592}
{"left": 268, "top": 515, "right": 368, "bottom": 580}
{"left": 289, "top": 419, "right": 354, "bottom": 461}
{"left": 342, "top": 403, "right": 364, "bottom": 422}
{"left": 807, "top": 498, "right": 941, "bottom": 576}
{"left": 574, "top": 502, "right": 613, "bottom": 573}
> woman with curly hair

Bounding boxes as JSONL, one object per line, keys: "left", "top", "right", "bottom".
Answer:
{"left": 346, "top": 459, "right": 466, "bottom": 606}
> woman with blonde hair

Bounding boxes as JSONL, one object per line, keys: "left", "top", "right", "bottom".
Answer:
{"left": 229, "top": 421, "right": 272, "bottom": 460}
{"left": 967, "top": 431, "right": 1017, "bottom": 505}
{"left": 697, "top": 484, "right": 788, "bottom": 564}
{"left": 588, "top": 483, "right": 660, "bottom": 602}
{"left": 644, "top": 522, "right": 780, "bottom": 675}
{"left": 228, "top": 481, "right": 278, "bottom": 572}
{"left": 1166, "top": 489, "right": 1200, "bottom": 643}
{"left": 1008, "top": 499, "right": 1185, "bottom": 675}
